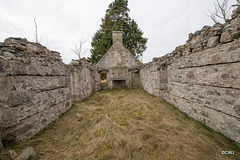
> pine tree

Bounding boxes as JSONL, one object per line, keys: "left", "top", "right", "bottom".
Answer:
{"left": 88, "top": 0, "right": 147, "bottom": 65}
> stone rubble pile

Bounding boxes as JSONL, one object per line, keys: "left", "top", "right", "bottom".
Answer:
{"left": 8, "top": 147, "right": 35, "bottom": 160}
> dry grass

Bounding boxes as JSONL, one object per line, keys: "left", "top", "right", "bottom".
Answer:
{"left": 1, "top": 89, "right": 239, "bottom": 160}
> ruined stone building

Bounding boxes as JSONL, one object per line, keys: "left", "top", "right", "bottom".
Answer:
{"left": 95, "top": 31, "right": 142, "bottom": 89}
{"left": 0, "top": 6, "right": 240, "bottom": 149}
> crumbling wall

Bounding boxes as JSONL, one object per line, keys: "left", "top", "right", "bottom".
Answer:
{"left": 140, "top": 8, "right": 240, "bottom": 143}
{"left": 0, "top": 38, "right": 72, "bottom": 147}
{"left": 69, "top": 59, "right": 101, "bottom": 101}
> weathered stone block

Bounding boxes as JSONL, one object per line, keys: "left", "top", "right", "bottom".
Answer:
{"left": 231, "top": 26, "right": 240, "bottom": 38}
{"left": 207, "top": 36, "right": 219, "bottom": 48}
{"left": 1, "top": 107, "right": 19, "bottom": 127}
{"left": 17, "top": 102, "right": 38, "bottom": 121}
{"left": 14, "top": 43, "right": 26, "bottom": 51}
{"left": 31, "top": 87, "right": 71, "bottom": 112}
{"left": 168, "top": 82, "right": 240, "bottom": 118}
{"left": 65, "top": 76, "right": 71, "bottom": 86}
{"left": 3, "top": 51, "right": 15, "bottom": 60}
{"left": 0, "top": 59, "right": 11, "bottom": 76}
{"left": 0, "top": 77, "right": 12, "bottom": 102}
{"left": 171, "top": 63, "right": 240, "bottom": 89}
{"left": 12, "top": 76, "right": 69, "bottom": 92}
{"left": 26, "top": 43, "right": 38, "bottom": 53}
{"left": 4, "top": 37, "right": 27, "bottom": 45}
{"left": 211, "top": 55, "right": 222, "bottom": 64}
{"left": 233, "top": 105, "right": 240, "bottom": 116}
{"left": 4, "top": 110, "right": 42, "bottom": 141}
{"left": 172, "top": 40, "right": 240, "bottom": 68}
{"left": 166, "top": 93, "right": 240, "bottom": 143}
{"left": 7, "top": 91, "right": 33, "bottom": 107}
{"left": 220, "top": 31, "right": 233, "bottom": 43}
{"left": 51, "top": 68, "right": 61, "bottom": 76}
{"left": 26, "top": 65, "right": 39, "bottom": 75}
{"left": 15, "top": 147, "right": 35, "bottom": 160}
{"left": 8, "top": 150, "right": 18, "bottom": 159}
{"left": 11, "top": 61, "right": 27, "bottom": 75}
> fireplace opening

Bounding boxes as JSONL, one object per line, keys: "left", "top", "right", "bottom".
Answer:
{"left": 113, "top": 80, "right": 126, "bottom": 89}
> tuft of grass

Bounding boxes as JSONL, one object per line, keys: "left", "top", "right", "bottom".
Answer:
{"left": 1, "top": 89, "right": 239, "bottom": 160}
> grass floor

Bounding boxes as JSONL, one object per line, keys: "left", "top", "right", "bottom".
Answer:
{"left": 1, "top": 89, "right": 239, "bottom": 160}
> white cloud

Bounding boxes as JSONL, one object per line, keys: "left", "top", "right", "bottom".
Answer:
{"left": 0, "top": 0, "right": 237, "bottom": 63}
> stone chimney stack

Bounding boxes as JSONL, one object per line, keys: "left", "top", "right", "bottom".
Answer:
{"left": 112, "top": 31, "right": 123, "bottom": 44}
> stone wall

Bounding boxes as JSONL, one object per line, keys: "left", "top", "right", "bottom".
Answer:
{"left": 0, "top": 38, "right": 101, "bottom": 149}
{"left": 69, "top": 59, "right": 101, "bottom": 101}
{"left": 96, "top": 31, "right": 142, "bottom": 89}
{"left": 1, "top": 7, "right": 239, "bottom": 149}
{"left": 140, "top": 7, "right": 240, "bottom": 143}
{"left": 0, "top": 38, "right": 72, "bottom": 147}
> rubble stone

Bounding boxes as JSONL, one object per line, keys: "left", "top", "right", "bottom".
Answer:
{"left": 0, "top": 4, "right": 239, "bottom": 150}
{"left": 207, "top": 36, "right": 219, "bottom": 48}
{"left": 3, "top": 51, "right": 15, "bottom": 60}
{"left": 220, "top": 31, "right": 233, "bottom": 43}
{"left": 15, "top": 147, "right": 35, "bottom": 160}
{"left": 8, "top": 150, "right": 18, "bottom": 160}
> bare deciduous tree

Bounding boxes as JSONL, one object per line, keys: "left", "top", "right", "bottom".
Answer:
{"left": 71, "top": 39, "right": 88, "bottom": 59}
{"left": 34, "top": 18, "right": 39, "bottom": 43}
{"left": 205, "top": 0, "right": 232, "bottom": 23}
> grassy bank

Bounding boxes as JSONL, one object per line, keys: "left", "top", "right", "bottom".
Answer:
{"left": 1, "top": 89, "right": 239, "bottom": 160}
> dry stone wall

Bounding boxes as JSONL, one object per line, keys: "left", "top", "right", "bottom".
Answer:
{"left": 140, "top": 8, "right": 240, "bottom": 143}
{"left": 0, "top": 38, "right": 101, "bottom": 149}
{"left": 0, "top": 38, "right": 73, "bottom": 147}
{"left": 1, "top": 6, "right": 239, "bottom": 149}
{"left": 69, "top": 59, "right": 101, "bottom": 101}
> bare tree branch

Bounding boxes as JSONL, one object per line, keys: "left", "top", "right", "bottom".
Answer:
{"left": 34, "top": 18, "right": 39, "bottom": 43}
{"left": 206, "top": 0, "right": 232, "bottom": 23}
{"left": 71, "top": 39, "right": 88, "bottom": 59}
{"left": 205, "top": 10, "right": 218, "bottom": 24}
{"left": 215, "top": 0, "right": 231, "bottom": 21}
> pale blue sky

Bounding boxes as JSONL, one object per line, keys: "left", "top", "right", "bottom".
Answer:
{"left": 0, "top": 0, "right": 236, "bottom": 64}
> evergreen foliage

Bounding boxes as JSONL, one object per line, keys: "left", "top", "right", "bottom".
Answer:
{"left": 88, "top": 0, "right": 147, "bottom": 65}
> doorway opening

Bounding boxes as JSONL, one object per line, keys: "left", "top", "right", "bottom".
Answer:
{"left": 100, "top": 72, "right": 107, "bottom": 89}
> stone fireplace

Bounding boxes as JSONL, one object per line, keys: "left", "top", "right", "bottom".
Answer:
{"left": 95, "top": 31, "right": 142, "bottom": 89}
{"left": 112, "top": 80, "right": 126, "bottom": 89}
